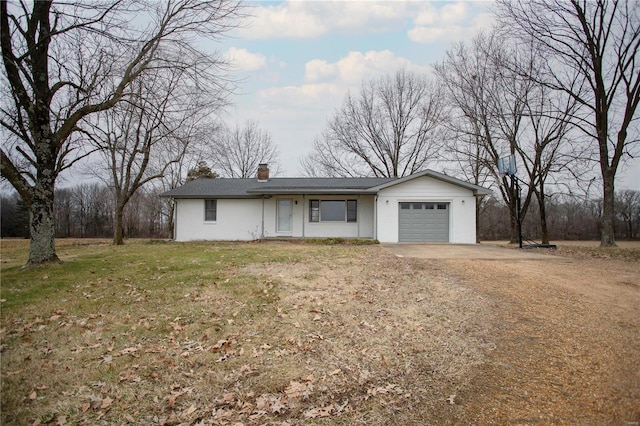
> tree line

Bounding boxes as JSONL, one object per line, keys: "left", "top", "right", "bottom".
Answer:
{"left": 1, "top": 184, "right": 167, "bottom": 239}
{"left": 2, "top": 185, "right": 638, "bottom": 242}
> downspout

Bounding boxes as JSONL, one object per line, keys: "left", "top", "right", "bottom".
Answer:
{"left": 261, "top": 196, "right": 265, "bottom": 239}
{"left": 173, "top": 199, "right": 178, "bottom": 241}
{"left": 357, "top": 194, "right": 360, "bottom": 238}
{"left": 374, "top": 194, "right": 378, "bottom": 240}
{"left": 302, "top": 194, "right": 305, "bottom": 238}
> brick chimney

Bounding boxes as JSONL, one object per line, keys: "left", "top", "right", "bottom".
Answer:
{"left": 257, "top": 163, "right": 269, "bottom": 182}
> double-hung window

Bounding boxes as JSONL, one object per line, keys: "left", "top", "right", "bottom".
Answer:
{"left": 204, "top": 199, "right": 217, "bottom": 222}
{"left": 309, "top": 200, "right": 357, "bottom": 222}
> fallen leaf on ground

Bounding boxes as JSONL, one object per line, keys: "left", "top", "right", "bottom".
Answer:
{"left": 303, "top": 405, "right": 334, "bottom": 418}
{"left": 181, "top": 404, "right": 197, "bottom": 416}
{"left": 100, "top": 396, "right": 113, "bottom": 409}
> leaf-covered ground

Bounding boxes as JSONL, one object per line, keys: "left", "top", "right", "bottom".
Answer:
{"left": 1, "top": 240, "right": 492, "bottom": 425}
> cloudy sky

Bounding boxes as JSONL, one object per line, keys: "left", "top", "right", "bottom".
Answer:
{"left": 217, "top": 0, "right": 494, "bottom": 176}
{"left": 214, "top": 0, "right": 638, "bottom": 189}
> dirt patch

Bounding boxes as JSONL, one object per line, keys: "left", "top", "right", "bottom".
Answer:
{"left": 238, "top": 248, "right": 495, "bottom": 424}
{"left": 443, "top": 255, "right": 640, "bottom": 424}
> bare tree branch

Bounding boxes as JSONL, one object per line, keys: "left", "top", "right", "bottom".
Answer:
{"left": 301, "top": 69, "right": 446, "bottom": 178}
{"left": 496, "top": 0, "right": 640, "bottom": 247}
{"left": 0, "top": 0, "right": 242, "bottom": 263}
{"left": 210, "top": 120, "right": 281, "bottom": 178}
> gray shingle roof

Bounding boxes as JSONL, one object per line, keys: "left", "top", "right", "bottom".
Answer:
{"left": 159, "top": 170, "right": 492, "bottom": 198}
{"left": 160, "top": 177, "right": 396, "bottom": 198}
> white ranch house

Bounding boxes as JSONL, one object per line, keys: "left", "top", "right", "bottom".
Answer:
{"left": 161, "top": 165, "right": 491, "bottom": 244}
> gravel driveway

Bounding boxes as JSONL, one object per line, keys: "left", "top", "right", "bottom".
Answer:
{"left": 385, "top": 243, "right": 640, "bottom": 424}
{"left": 383, "top": 243, "right": 560, "bottom": 260}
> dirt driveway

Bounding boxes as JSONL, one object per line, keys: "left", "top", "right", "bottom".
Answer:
{"left": 383, "top": 243, "right": 560, "bottom": 260}
{"left": 385, "top": 243, "right": 640, "bottom": 424}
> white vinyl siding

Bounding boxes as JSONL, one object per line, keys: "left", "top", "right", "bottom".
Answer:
{"left": 376, "top": 175, "right": 477, "bottom": 244}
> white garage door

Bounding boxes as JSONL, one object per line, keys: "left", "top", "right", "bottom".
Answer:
{"left": 398, "top": 202, "right": 449, "bottom": 242}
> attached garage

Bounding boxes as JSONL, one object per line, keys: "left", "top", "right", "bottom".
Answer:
{"left": 398, "top": 202, "right": 449, "bottom": 242}
{"left": 374, "top": 171, "right": 491, "bottom": 244}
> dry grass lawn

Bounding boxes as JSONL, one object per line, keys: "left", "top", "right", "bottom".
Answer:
{"left": 2, "top": 239, "right": 639, "bottom": 425}
{"left": 1, "top": 239, "right": 492, "bottom": 425}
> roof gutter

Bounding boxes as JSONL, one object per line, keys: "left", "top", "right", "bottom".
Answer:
{"left": 245, "top": 188, "right": 378, "bottom": 195}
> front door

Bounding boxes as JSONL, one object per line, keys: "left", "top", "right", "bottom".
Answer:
{"left": 277, "top": 199, "right": 292, "bottom": 233}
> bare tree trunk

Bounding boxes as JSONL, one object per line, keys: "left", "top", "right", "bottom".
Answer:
{"left": 601, "top": 172, "right": 616, "bottom": 246}
{"left": 168, "top": 202, "right": 176, "bottom": 240}
{"left": 496, "top": 0, "right": 639, "bottom": 248}
{"left": 537, "top": 187, "right": 549, "bottom": 245}
{"left": 27, "top": 179, "right": 60, "bottom": 265}
{"left": 509, "top": 198, "right": 518, "bottom": 244}
{"left": 113, "top": 200, "right": 126, "bottom": 245}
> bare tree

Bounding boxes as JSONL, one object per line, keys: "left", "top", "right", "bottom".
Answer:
{"left": 155, "top": 121, "right": 220, "bottom": 239}
{"left": 496, "top": 0, "right": 640, "bottom": 247}
{"left": 89, "top": 60, "right": 222, "bottom": 245}
{"left": 301, "top": 69, "right": 446, "bottom": 178}
{"left": 615, "top": 189, "right": 640, "bottom": 239}
{"left": 436, "top": 32, "right": 588, "bottom": 244}
{"left": 71, "top": 183, "right": 113, "bottom": 238}
{"left": 435, "top": 33, "right": 526, "bottom": 243}
{"left": 211, "top": 120, "right": 280, "bottom": 178}
{"left": 507, "top": 45, "right": 585, "bottom": 245}
{"left": 0, "top": 0, "right": 242, "bottom": 264}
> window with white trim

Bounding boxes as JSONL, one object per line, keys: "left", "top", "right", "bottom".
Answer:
{"left": 204, "top": 199, "right": 217, "bottom": 221}
{"left": 309, "top": 200, "right": 357, "bottom": 222}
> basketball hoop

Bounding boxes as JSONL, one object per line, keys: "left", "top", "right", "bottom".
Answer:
{"left": 498, "top": 154, "right": 517, "bottom": 176}
{"left": 497, "top": 154, "right": 523, "bottom": 248}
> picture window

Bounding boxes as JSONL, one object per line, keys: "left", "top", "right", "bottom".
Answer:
{"left": 309, "top": 200, "right": 357, "bottom": 222}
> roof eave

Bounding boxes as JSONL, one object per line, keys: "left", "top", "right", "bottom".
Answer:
{"left": 473, "top": 188, "right": 493, "bottom": 196}
{"left": 371, "top": 169, "right": 491, "bottom": 194}
{"left": 246, "top": 188, "right": 378, "bottom": 195}
{"left": 160, "top": 194, "right": 262, "bottom": 199}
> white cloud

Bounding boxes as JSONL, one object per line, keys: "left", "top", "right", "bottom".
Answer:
{"left": 245, "top": 49, "right": 432, "bottom": 136}
{"left": 414, "top": 3, "right": 438, "bottom": 26}
{"left": 240, "top": 2, "right": 327, "bottom": 39}
{"left": 224, "top": 47, "right": 266, "bottom": 72}
{"left": 305, "top": 50, "right": 430, "bottom": 84}
{"left": 229, "top": 82, "right": 347, "bottom": 175}
{"left": 409, "top": 2, "right": 494, "bottom": 44}
{"left": 237, "top": 1, "right": 495, "bottom": 50}
{"left": 232, "top": 50, "right": 434, "bottom": 175}
{"left": 305, "top": 59, "right": 335, "bottom": 82}
{"left": 256, "top": 83, "right": 345, "bottom": 112}
{"left": 239, "top": 1, "right": 413, "bottom": 39}
{"left": 407, "top": 27, "right": 452, "bottom": 44}
{"left": 440, "top": 2, "right": 469, "bottom": 25}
